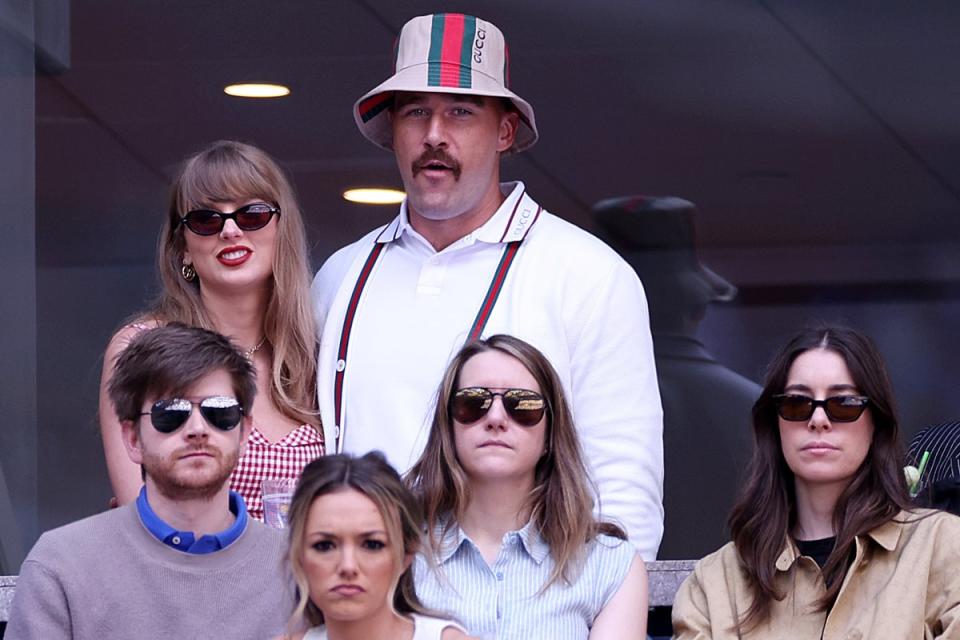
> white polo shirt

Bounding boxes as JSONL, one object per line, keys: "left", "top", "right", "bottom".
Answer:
{"left": 312, "top": 182, "right": 664, "bottom": 559}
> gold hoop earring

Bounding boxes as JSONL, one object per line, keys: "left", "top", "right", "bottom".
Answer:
{"left": 181, "top": 262, "right": 197, "bottom": 282}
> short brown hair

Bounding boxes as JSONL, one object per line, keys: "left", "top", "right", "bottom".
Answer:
{"left": 107, "top": 323, "right": 256, "bottom": 423}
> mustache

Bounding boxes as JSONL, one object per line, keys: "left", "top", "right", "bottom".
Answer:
{"left": 174, "top": 445, "right": 221, "bottom": 458}
{"left": 412, "top": 149, "right": 462, "bottom": 180}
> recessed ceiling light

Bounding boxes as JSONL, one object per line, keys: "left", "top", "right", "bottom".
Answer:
{"left": 343, "top": 188, "right": 406, "bottom": 205}
{"left": 223, "top": 83, "right": 290, "bottom": 98}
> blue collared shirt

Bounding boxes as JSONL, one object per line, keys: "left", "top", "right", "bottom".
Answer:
{"left": 414, "top": 520, "right": 636, "bottom": 640}
{"left": 136, "top": 486, "right": 248, "bottom": 554}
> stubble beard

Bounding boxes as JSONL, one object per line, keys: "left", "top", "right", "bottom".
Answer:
{"left": 143, "top": 446, "right": 239, "bottom": 501}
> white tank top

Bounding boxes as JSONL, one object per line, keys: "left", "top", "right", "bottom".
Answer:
{"left": 302, "top": 614, "right": 464, "bottom": 640}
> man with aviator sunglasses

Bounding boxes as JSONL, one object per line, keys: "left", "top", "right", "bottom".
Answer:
{"left": 6, "top": 324, "right": 294, "bottom": 640}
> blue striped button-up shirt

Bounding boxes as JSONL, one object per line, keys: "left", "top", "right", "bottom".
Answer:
{"left": 414, "top": 520, "right": 636, "bottom": 640}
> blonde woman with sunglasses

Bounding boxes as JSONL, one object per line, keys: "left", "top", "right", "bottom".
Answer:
{"left": 406, "top": 334, "right": 647, "bottom": 640}
{"left": 99, "top": 140, "right": 322, "bottom": 520}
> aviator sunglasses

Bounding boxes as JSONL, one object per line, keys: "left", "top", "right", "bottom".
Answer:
{"left": 450, "top": 387, "right": 547, "bottom": 427}
{"left": 179, "top": 203, "right": 280, "bottom": 236}
{"left": 773, "top": 394, "right": 870, "bottom": 423}
{"left": 139, "top": 396, "right": 244, "bottom": 434}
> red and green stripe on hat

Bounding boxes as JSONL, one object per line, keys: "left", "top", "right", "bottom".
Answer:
{"left": 360, "top": 13, "right": 485, "bottom": 123}
{"left": 426, "top": 13, "right": 476, "bottom": 89}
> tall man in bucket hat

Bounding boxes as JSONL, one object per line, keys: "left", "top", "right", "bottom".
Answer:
{"left": 312, "top": 13, "right": 664, "bottom": 558}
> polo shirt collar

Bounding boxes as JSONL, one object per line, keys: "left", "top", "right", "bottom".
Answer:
{"left": 774, "top": 514, "right": 907, "bottom": 571}
{"left": 379, "top": 181, "right": 536, "bottom": 247}
{"left": 136, "top": 486, "right": 248, "bottom": 554}
{"left": 515, "top": 520, "right": 551, "bottom": 565}
{"left": 436, "top": 518, "right": 550, "bottom": 566}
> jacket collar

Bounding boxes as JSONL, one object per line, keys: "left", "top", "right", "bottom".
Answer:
{"left": 774, "top": 511, "right": 907, "bottom": 571}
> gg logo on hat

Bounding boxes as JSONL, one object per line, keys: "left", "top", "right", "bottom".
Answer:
{"left": 354, "top": 13, "right": 538, "bottom": 154}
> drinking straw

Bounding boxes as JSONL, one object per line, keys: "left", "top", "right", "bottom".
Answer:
{"left": 916, "top": 450, "right": 930, "bottom": 482}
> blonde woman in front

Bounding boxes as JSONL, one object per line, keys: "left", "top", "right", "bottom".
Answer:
{"left": 99, "top": 140, "right": 322, "bottom": 520}
{"left": 280, "top": 452, "right": 474, "bottom": 640}
{"left": 407, "top": 334, "right": 647, "bottom": 640}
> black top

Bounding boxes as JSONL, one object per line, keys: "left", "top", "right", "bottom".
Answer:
{"left": 796, "top": 536, "right": 836, "bottom": 569}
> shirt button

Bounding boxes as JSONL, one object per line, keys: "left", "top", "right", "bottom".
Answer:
{"left": 171, "top": 536, "right": 181, "bottom": 545}
{"left": 496, "top": 572, "right": 504, "bottom": 581}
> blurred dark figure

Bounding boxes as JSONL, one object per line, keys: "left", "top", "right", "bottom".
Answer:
{"left": 908, "top": 421, "right": 960, "bottom": 515}
{"left": 594, "top": 196, "right": 759, "bottom": 559}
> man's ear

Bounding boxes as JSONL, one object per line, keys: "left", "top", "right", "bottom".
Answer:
{"left": 121, "top": 419, "right": 144, "bottom": 465}
{"left": 496, "top": 110, "right": 520, "bottom": 153}
{"left": 237, "top": 416, "right": 253, "bottom": 458}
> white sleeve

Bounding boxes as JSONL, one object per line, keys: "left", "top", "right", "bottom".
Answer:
{"left": 568, "top": 258, "right": 664, "bottom": 560}
{"left": 311, "top": 244, "right": 359, "bottom": 334}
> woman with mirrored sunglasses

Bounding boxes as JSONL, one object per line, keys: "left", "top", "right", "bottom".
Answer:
{"left": 673, "top": 325, "right": 960, "bottom": 639}
{"left": 406, "top": 334, "right": 648, "bottom": 640}
{"left": 99, "top": 140, "right": 323, "bottom": 521}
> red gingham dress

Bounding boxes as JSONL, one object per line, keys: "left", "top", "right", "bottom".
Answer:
{"left": 229, "top": 424, "right": 324, "bottom": 521}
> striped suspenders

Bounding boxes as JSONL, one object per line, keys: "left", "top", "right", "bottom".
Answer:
{"left": 332, "top": 242, "right": 386, "bottom": 434}
{"left": 332, "top": 197, "right": 541, "bottom": 451}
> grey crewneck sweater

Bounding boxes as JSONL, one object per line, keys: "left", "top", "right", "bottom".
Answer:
{"left": 6, "top": 503, "right": 294, "bottom": 639}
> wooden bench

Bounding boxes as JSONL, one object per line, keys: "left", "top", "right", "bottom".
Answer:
{"left": 1, "top": 575, "right": 14, "bottom": 628}
{"left": 645, "top": 560, "right": 694, "bottom": 607}
{"left": 0, "top": 562, "right": 695, "bottom": 625}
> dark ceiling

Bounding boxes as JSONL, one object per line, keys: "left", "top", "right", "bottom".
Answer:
{"left": 35, "top": 0, "right": 960, "bottom": 289}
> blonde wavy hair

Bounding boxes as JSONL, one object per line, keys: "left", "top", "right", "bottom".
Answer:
{"left": 148, "top": 140, "right": 317, "bottom": 426}
{"left": 286, "top": 453, "right": 433, "bottom": 629}
{"left": 406, "top": 334, "right": 626, "bottom": 590}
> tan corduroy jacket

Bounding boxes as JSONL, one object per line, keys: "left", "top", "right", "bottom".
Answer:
{"left": 672, "top": 509, "right": 960, "bottom": 639}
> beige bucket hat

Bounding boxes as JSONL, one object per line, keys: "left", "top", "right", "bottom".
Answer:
{"left": 354, "top": 13, "right": 538, "bottom": 154}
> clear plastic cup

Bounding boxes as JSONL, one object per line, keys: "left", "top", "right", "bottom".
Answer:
{"left": 261, "top": 478, "right": 297, "bottom": 530}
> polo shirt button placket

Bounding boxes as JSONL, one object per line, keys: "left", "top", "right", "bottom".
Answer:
{"left": 492, "top": 557, "right": 505, "bottom": 622}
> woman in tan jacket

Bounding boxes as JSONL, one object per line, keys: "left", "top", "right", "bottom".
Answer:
{"left": 672, "top": 325, "right": 960, "bottom": 639}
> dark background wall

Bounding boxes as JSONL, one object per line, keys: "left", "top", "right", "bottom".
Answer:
{"left": 0, "top": 0, "right": 38, "bottom": 573}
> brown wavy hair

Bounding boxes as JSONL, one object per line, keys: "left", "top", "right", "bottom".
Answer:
{"left": 147, "top": 140, "right": 317, "bottom": 426}
{"left": 406, "top": 334, "right": 625, "bottom": 590}
{"left": 286, "top": 452, "right": 434, "bottom": 630}
{"left": 728, "top": 325, "right": 912, "bottom": 632}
